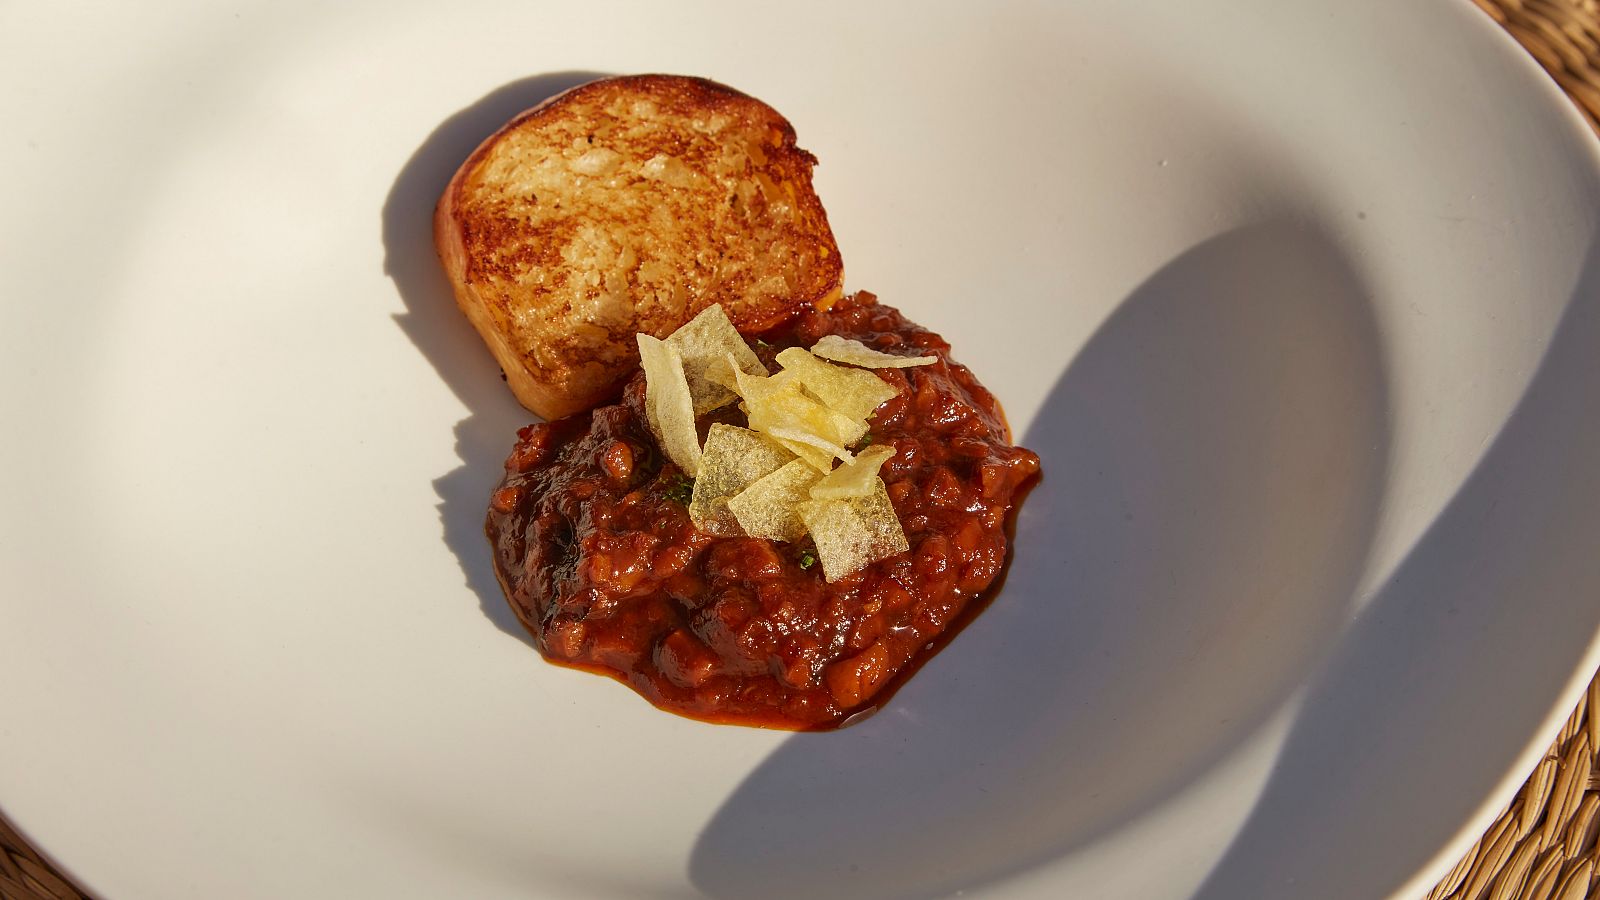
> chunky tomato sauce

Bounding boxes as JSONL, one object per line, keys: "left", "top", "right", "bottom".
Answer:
{"left": 487, "top": 292, "right": 1040, "bottom": 728}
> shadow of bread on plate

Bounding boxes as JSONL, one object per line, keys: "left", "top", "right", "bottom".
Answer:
{"left": 433, "top": 74, "right": 844, "bottom": 420}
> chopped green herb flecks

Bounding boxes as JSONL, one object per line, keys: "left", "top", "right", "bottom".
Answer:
{"left": 662, "top": 473, "right": 695, "bottom": 506}
{"left": 798, "top": 549, "right": 817, "bottom": 570}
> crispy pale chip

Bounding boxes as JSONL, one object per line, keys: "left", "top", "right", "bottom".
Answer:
{"left": 704, "top": 353, "right": 739, "bottom": 394}
{"left": 811, "top": 334, "right": 937, "bottom": 369}
{"left": 689, "top": 424, "right": 796, "bottom": 535}
{"left": 733, "top": 359, "right": 865, "bottom": 471}
{"left": 729, "top": 363, "right": 800, "bottom": 405}
{"left": 774, "top": 347, "right": 899, "bottom": 421}
{"left": 665, "top": 305, "right": 769, "bottom": 415}
{"left": 727, "top": 460, "right": 821, "bottom": 542}
{"left": 750, "top": 388, "right": 867, "bottom": 448}
{"left": 796, "top": 478, "right": 910, "bottom": 582}
{"left": 770, "top": 434, "right": 841, "bottom": 472}
{"left": 767, "top": 426, "right": 855, "bottom": 471}
{"left": 713, "top": 352, "right": 797, "bottom": 397}
{"left": 810, "top": 445, "right": 896, "bottom": 500}
{"left": 636, "top": 334, "right": 701, "bottom": 473}
{"left": 647, "top": 327, "right": 919, "bottom": 555}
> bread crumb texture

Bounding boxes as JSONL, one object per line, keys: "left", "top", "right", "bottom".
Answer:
{"left": 452, "top": 76, "right": 841, "bottom": 407}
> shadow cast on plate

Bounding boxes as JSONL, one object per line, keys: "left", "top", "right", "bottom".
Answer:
{"left": 690, "top": 221, "right": 1391, "bottom": 898}
{"left": 1189, "top": 235, "right": 1600, "bottom": 899}
{"left": 381, "top": 71, "right": 609, "bottom": 648}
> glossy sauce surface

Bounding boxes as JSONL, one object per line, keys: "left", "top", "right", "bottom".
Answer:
{"left": 487, "top": 293, "right": 1041, "bottom": 728}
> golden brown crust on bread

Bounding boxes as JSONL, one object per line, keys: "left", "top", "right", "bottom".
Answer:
{"left": 434, "top": 74, "right": 844, "bottom": 420}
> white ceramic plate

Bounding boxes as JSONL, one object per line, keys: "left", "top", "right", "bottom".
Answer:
{"left": 5, "top": 1, "right": 1600, "bottom": 897}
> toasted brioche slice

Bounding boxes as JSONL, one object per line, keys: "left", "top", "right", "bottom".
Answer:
{"left": 434, "top": 74, "right": 844, "bottom": 420}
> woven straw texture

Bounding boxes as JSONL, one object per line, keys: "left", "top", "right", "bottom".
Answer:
{"left": 3, "top": 1, "right": 1600, "bottom": 898}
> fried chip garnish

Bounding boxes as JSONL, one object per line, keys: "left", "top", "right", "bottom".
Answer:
{"left": 636, "top": 333, "right": 701, "bottom": 473}
{"left": 774, "top": 347, "right": 899, "bottom": 421}
{"left": 766, "top": 426, "right": 856, "bottom": 471}
{"left": 666, "top": 304, "right": 768, "bottom": 415}
{"left": 689, "top": 424, "right": 797, "bottom": 535}
{"left": 727, "top": 460, "right": 821, "bottom": 542}
{"left": 729, "top": 360, "right": 864, "bottom": 470}
{"left": 749, "top": 388, "right": 867, "bottom": 448}
{"left": 810, "top": 334, "right": 937, "bottom": 369}
{"left": 796, "top": 478, "right": 909, "bottom": 581}
{"left": 809, "top": 445, "right": 896, "bottom": 500}
{"left": 638, "top": 320, "right": 919, "bottom": 567}
{"left": 729, "top": 361, "right": 800, "bottom": 404}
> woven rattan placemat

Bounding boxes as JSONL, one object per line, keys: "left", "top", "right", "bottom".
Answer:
{"left": 3, "top": 1, "right": 1599, "bottom": 897}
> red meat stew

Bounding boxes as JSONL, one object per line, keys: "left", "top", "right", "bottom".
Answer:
{"left": 487, "top": 292, "right": 1040, "bottom": 729}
